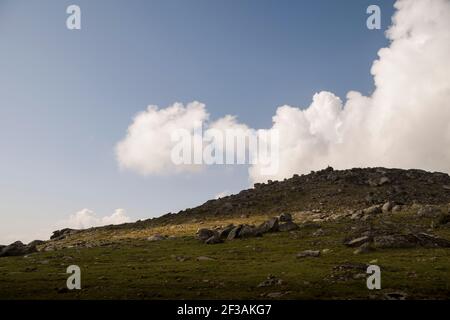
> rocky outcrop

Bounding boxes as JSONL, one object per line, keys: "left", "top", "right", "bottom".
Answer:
{"left": 218, "top": 224, "right": 235, "bottom": 240}
{"left": 278, "top": 213, "right": 292, "bottom": 222}
{"left": 296, "top": 250, "right": 320, "bottom": 258}
{"left": 416, "top": 205, "right": 443, "bottom": 217}
{"left": 227, "top": 225, "right": 242, "bottom": 241}
{"left": 373, "top": 233, "right": 450, "bottom": 249}
{"left": 42, "top": 167, "right": 450, "bottom": 239}
{"left": 257, "top": 218, "right": 279, "bottom": 234}
{"left": 50, "top": 228, "right": 78, "bottom": 241}
{"left": 205, "top": 231, "right": 223, "bottom": 244}
{"left": 345, "top": 236, "right": 371, "bottom": 248}
{"left": 363, "top": 205, "right": 382, "bottom": 215}
{"left": 198, "top": 217, "right": 300, "bottom": 244}
{"left": 278, "top": 221, "right": 299, "bottom": 232}
{"left": 345, "top": 229, "right": 450, "bottom": 250}
{"left": 196, "top": 228, "right": 215, "bottom": 241}
{"left": 0, "top": 240, "right": 43, "bottom": 258}
{"left": 147, "top": 234, "right": 167, "bottom": 241}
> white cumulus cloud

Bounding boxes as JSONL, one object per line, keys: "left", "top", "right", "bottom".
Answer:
{"left": 116, "top": 101, "right": 209, "bottom": 175}
{"left": 250, "top": 0, "right": 450, "bottom": 182}
{"left": 64, "top": 208, "right": 132, "bottom": 229}
{"left": 116, "top": 0, "right": 450, "bottom": 184}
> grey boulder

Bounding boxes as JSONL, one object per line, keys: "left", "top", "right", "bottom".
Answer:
{"left": 196, "top": 228, "right": 215, "bottom": 241}
{"left": 278, "top": 221, "right": 299, "bottom": 232}
{"left": 257, "top": 218, "right": 279, "bottom": 234}
{"left": 0, "top": 241, "right": 38, "bottom": 258}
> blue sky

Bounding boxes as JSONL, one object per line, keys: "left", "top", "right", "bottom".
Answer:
{"left": 0, "top": 0, "right": 395, "bottom": 243}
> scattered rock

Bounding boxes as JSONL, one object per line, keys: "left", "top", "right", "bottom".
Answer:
{"left": 382, "top": 201, "right": 394, "bottom": 213}
{"left": 373, "top": 232, "right": 450, "bottom": 249}
{"left": 147, "top": 234, "right": 166, "bottom": 241}
{"left": 218, "top": 225, "right": 235, "bottom": 239}
{"left": 363, "top": 205, "right": 382, "bottom": 215}
{"left": 329, "top": 263, "right": 369, "bottom": 282}
{"left": 278, "top": 221, "right": 299, "bottom": 232}
{"left": 278, "top": 213, "right": 292, "bottom": 222}
{"left": 257, "top": 275, "right": 283, "bottom": 287}
{"left": 205, "top": 231, "right": 223, "bottom": 244}
{"left": 227, "top": 225, "right": 243, "bottom": 240}
{"left": 350, "top": 210, "right": 364, "bottom": 220}
{"left": 27, "top": 240, "right": 45, "bottom": 248}
{"left": 416, "top": 205, "right": 442, "bottom": 217}
{"left": 353, "top": 242, "right": 374, "bottom": 254}
{"left": 196, "top": 229, "right": 215, "bottom": 241}
{"left": 174, "top": 255, "right": 189, "bottom": 262}
{"left": 50, "top": 228, "right": 78, "bottom": 241}
{"left": 384, "top": 292, "right": 407, "bottom": 300}
{"left": 312, "top": 229, "right": 325, "bottom": 237}
{"left": 0, "top": 241, "right": 38, "bottom": 258}
{"left": 265, "top": 292, "right": 285, "bottom": 298}
{"left": 379, "top": 177, "right": 391, "bottom": 186}
{"left": 296, "top": 250, "right": 320, "bottom": 258}
{"left": 257, "top": 218, "right": 279, "bottom": 234}
{"left": 239, "top": 225, "right": 260, "bottom": 238}
{"left": 196, "top": 256, "right": 216, "bottom": 261}
{"left": 345, "top": 236, "right": 371, "bottom": 248}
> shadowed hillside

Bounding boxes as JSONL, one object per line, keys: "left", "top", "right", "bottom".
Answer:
{"left": 1, "top": 167, "right": 450, "bottom": 300}
{"left": 82, "top": 166, "right": 450, "bottom": 232}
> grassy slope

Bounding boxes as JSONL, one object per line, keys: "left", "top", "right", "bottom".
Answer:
{"left": 1, "top": 210, "right": 450, "bottom": 300}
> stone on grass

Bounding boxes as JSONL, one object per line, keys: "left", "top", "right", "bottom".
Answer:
{"left": 227, "top": 225, "right": 243, "bottom": 240}
{"left": 353, "top": 242, "right": 374, "bottom": 254}
{"left": 0, "top": 241, "right": 38, "bottom": 258}
{"left": 278, "top": 221, "right": 299, "bottom": 232}
{"left": 147, "top": 234, "right": 166, "bottom": 242}
{"left": 363, "top": 205, "right": 382, "bottom": 215}
{"left": 296, "top": 250, "right": 321, "bottom": 258}
{"left": 196, "top": 256, "right": 216, "bottom": 261}
{"left": 196, "top": 228, "right": 215, "bottom": 241}
{"left": 239, "top": 225, "right": 260, "bottom": 238}
{"left": 346, "top": 236, "right": 371, "bottom": 247}
{"left": 218, "top": 225, "right": 235, "bottom": 240}
{"left": 416, "top": 205, "right": 442, "bottom": 217}
{"left": 205, "top": 231, "right": 223, "bottom": 244}
{"left": 382, "top": 201, "right": 394, "bottom": 213}
{"left": 278, "top": 213, "right": 292, "bottom": 222}
{"left": 257, "top": 218, "right": 279, "bottom": 234}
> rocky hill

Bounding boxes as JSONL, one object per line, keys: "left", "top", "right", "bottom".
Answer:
{"left": 97, "top": 166, "right": 450, "bottom": 230}
{"left": 3, "top": 166, "right": 450, "bottom": 253}
{"left": 2, "top": 167, "right": 450, "bottom": 299}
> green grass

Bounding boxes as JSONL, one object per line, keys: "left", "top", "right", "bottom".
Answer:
{"left": 1, "top": 212, "right": 450, "bottom": 300}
